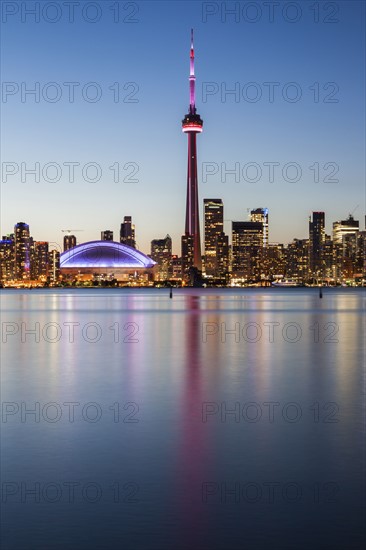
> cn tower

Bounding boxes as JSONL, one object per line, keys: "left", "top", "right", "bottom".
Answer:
{"left": 182, "top": 29, "right": 203, "bottom": 271}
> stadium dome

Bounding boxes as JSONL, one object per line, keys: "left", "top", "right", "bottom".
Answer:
{"left": 60, "top": 241, "right": 155, "bottom": 270}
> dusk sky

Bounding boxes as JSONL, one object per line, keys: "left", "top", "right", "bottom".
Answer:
{"left": 1, "top": 0, "right": 365, "bottom": 254}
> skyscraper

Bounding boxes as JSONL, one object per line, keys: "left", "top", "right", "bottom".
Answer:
{"left": 232, "top": 221, "right": 264, "bottom": 280}
{"left": 34, "top": 241, "right": 49, "bottom": 280}
{"left": 332, "top": 216, "right": 360, "bottom": 280}
{"left": 332, "top": 215, "right": 359, "bottom": 244}
{"left": 120, "top": 216, "right": 135, "bottom": 248}
{"left": 215, "top": 232, "right": 230, "bottom": 279}
{"left": 309, "top": 212, "right": 325, "bottom": 277}
{"left": 250, "top": 208, "right": 269, "bottom": 247}
{"left": 14, "top": 222, "right": 30, "bottom": 280}
{"left": 285, "top": 239, "right": 308, "bottom": 281}
{"left": 101, "top": 230, "right": 114, "bottom": 241}
{"left": 63, "top": 234, "right": 77, "bottom": 252}
{"left": 204, "top": 199, "right": 223, "bottom": 276}
{"left": 48, "top": 249, "right": 61, "bottom": 284}
{"left": 151, "top": 235, "right": 172, "bottom": 281}
{"left": 0, "top": 235, "right": 15, "bottom": 282}
{"left": 181, "top": 234, "right": 194, "bottom": 281}
{"left": 181, "top": 30, "right": 203, "bottom": 271}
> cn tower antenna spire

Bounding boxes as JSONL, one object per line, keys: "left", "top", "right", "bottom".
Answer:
{"left": 189, "top": 28, "right": 196, "bottom": 113}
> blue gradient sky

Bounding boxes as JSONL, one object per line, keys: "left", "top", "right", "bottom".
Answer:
{"left": 1, "top": 0, "right": 365, "bottom": 254}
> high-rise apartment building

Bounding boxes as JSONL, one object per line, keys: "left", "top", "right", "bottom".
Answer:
{"left": 309, "top": 212, "right": 325, "bottom": 277}
{"left": 14, "top": 222, "right": 31, "bottom": 280}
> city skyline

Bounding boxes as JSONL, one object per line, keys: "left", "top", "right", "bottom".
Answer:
{"left": 1, "top": 1, "right": 364, "bottom": 255}
{"left": 2, "top": 206, "right": 365, "bottom": 256}
{"left": 2, "top": 205, "right": 364, "bottom": 286}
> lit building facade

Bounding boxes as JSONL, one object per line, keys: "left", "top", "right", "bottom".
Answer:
{"left": 0, "top": 236, "right": 15, "bottom": 281}
{"left": 232, "top": 221, "right": 264, "bottom": 280}
{"left": 332, "top": 216, "right": 360, "bottom": 280}
{"left": 171, "top": 255, "right": 182, "bottom": 281}
{"left": 14, "top": 222, "right": 31, "bottom": 280}
{"left": 101, "top": 230, "right": 114, "bottom": 241}
{"left": 34, "top": 241, "right": 49, "bottom": 281}
{"left": 49, "top": 249, "right": 61, "bottom": 284}
{"left": 181, "top": 234, "right": 194, "bottom": 282}
{"left": 64, "top": 234, "right": 77, "bottom": 251}
{"left": 151, "top": 235, "right": 172, "bottom": 281}
{"left": 268, "top": 243, "right": 286, "bottom": 280}
{"left": 120, "top": 216, "right": 136, "bottom": 249}
{"left": 215, "top": 232, "right": 230, "bottom": 279}
{"left": 356, "top": 231, "right": 366, "bottom": 276}
{"left": 309, "top": 212, "right": 325, "bottom": 277}
{"left": 250, "top": 208, "right": 269, "bottom": 248}
{"left": 333, "top": 215, "right": 359, "bottom": 244}
{"left": 204, "top": 199, "right": 223, "bottom": 277}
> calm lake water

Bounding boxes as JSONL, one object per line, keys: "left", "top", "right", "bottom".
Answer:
{"left": 1, "top": 288, "right": 365, "bottom": 549}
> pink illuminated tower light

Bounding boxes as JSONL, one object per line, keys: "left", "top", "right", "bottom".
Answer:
{"left": 182, "top": 29, "right": 203, "bottom": 270}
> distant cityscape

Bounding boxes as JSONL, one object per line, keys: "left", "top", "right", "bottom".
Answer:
{"left": 0, "top": 207, "right": 365, "bottom": 287}
{"left": 2, "top": 32, "right": 364, "bottom": 288}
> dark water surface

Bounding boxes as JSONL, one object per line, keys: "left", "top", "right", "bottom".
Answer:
{"left": 1, "top": 288, "right": 365, "bottom": 549}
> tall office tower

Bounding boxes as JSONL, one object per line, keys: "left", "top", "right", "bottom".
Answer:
{"left": 48, "top": 250, "right": 61, "bottom": 284}
{"left": 171, "top": 255, "right": 182, "bottom": 281}
{"left": 231, "top": 221, "right": 264, "bottom": 280}
{"left": 215, "top": 232, "right": 230, "bottom": 279}
{"left": 63, "top": 234, "right": 77, "bottom": 251}
{"left": 101, "top": 230, "right": 114, "bottom": 241}
{"left": 151, "top": 235, "right": 172, "bottom": 281}
{"left": 182, "top": 30, "right": 203, "bottom": 271}
{"left": 333, "top": 234, "right": 358, "bottom": 280}
{"left": 181, "top": 234, "right": 194, "bottom": 281}
{"left": 309, "top": 212, "right": 325, "bottom": 277}
{"left": 250, "top": 208, "right": 269, "bottom": 247}
{"left": 268, "top": 243, "right": 286, "bottom": 279}
{"left": 332, "top": 215, "right": 359, "bottom": 280}
{"left": 120, "top": 216, "right": 136, "bottom": 248}
{"left": 323, "top": 235, "right": 334, "bottom": 279}
{"left": 14, "top": 222, "right": 31, "bottom": 280}
{"left": 356, "top": 231, "right": 366, "bottom": 276}
{"left": 333, "top": 242, "right": 344, "bottom": 280}
{"left": 34, "top": 242, "right": 49, "bottom": 280}
{"left": 204, "top": 199, "right": 223, "bottom": 276}
{"left": 333, "top": 215, "right": 359, "bottom": 244}
{"left": 0, "top": 235, "right": 15, "bottom": 282}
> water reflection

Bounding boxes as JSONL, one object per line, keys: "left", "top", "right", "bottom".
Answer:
{"left": 1, "top": 289, "right": 364, "bottom": 550}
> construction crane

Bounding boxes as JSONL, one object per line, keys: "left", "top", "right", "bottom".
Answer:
{"left": 349, "top": 205, "right": 359, "bottom": 218}
{"left": 61, "top": 229, "right": 84, "bottom": 234}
